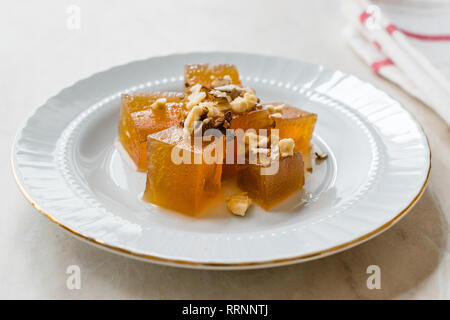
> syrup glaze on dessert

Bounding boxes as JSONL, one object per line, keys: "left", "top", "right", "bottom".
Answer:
{"left": 118, "top": 64, "right": 318, "bottom": 216}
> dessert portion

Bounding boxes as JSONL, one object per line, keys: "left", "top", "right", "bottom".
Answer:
{"left": 143, "top": 126, "right": 223, "bottom": 215}
{"left": 184, "top": 64, "right": 241, "bottom": 92}
{"left": 119, "top": 92, "right": 185, "bottom": 171}
{"left": 237, "top": 134, "right": 305, "bottom": 210}
{"left": 266, "top": 103, "right": 317, "bottom": 171}
{"left": 118, "top": 64, "right": 319, "bottom": 216}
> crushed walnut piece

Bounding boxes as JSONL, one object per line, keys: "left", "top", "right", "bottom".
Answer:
{"left": 197, "top": 101, "right": 221, "bottom": 118}
{"left": 183, "top": 99, "right": 232, "bottom": 136}
{"left": 266, "top": 104, "right": 285, "bottom": 113}
{"left": 201, "top": 110, "right": 232, "bottom": 135}
{"left": 214, "top": 84, "right": 245, "bottom": 93}
{"left": 226, "top": 192, "right": 252, "bottom": 216}
{"left": 230, "top": 88, "right": 258, "bottom": 113}
{"left": 211, "top": 75, "right": 232, "bottom": 88}
{"left": 243, "top": 132, "right": 280, "bottom": 166}
{"left": 186, "top": 84, "right": 206, "bottom": 110}
{"left": 315, "top": 152, "right": 328, "bottom": 162}
{"left": 209, "top": 89, "right": 233, "bottom": 103}
{"left": 269, "top": 112, "right": 282, "bottom": 118}
{"left": 278, "top": 138, "right": 295, "bottom": 157}
{"left": 213, "top": 84, "right": 244, "bottom": 102}
{"left": 150, "top": 98, "right": 167, "bottom": 110}
{"left": 183, "top": 105, "right": 206, "bottom": 135}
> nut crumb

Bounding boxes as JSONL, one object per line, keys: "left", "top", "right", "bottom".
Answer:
{"left": 150, "top": 98, "right": 167, "bottom": 110}
{"left": 214, "top": 84, "right": 245, "bottom": 93}
{"left": 315, "top": 152, "right": 328, "bottom": 162}
{"left": 226, "top": 192, "right": 252, "bottom": 216}
{"left": 267, "top": 104, "right": 284, "bottom": 113}
{"left": 190, "top": 83, "right": 202, "bottom": 93}
{"left": 212, "top": 75, "right": 232, "bottom": 88}
{"left": 183, "top": 105, "right": 206, "bottom": 135}
{"left": 279, "top": 138, "right": 295, "bottom": 157}
{"left": 269, "top": 112, "right": 282, "bottom": 118}
{"left": 186, "top": 90, "right": 206, "bottom": 110}
{"left": 230, "top": 89, "right": 257, "bottom": 113}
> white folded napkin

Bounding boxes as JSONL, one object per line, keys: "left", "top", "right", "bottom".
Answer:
{"left": 343, "top": 0, "right": 450, "bottom": 125}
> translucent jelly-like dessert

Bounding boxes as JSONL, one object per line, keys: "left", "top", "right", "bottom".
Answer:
{"left": 230, "top": 107, "right": 274, "bottom": 131}
{"left": 268, "top": 104, "right": 317, "bottom": 170}
{"left": 143, "top": 126, "right": 223, "bottom": 215}
{"left": 221, "top": 108, "right": 275, "bottom": 179}
{"left": 184, "top": 64, "right": 241, "bottom": 92}
{"left": 237, "top": 151, "right": 305, "bottom": 210}
{"left": 118, "top": 92, "right": 185, "bottom": 171}
{"left": 118, "top": 63, "right": 319, "bottom": 215}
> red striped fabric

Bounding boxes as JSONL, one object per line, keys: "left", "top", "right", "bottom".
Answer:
{"left": 371, "top": 58, "right": 394, "bottom": 73}
{"left": 359, "top": 11, "right": 450, "bottom": 42}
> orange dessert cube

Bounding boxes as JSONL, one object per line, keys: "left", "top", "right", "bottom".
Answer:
{"left": 143, "top": 126, "right": 223, "bottom": 215}
{"left": 268, "top": 104, "right": 317, "bottom": 170}
{"left": 118, "top": 92, "right": 185, "bottom": 171}
{"left": 237, "top": 151, "right": 305, "bottom": 210}
{"left": 221, "top": 108, "right": 274, "bottom": 180}
{"left": 184, "top": 64, "right": 241, "bottom": 92}
{"left": 230, "top": 107, "right": 274, "bottom": 131}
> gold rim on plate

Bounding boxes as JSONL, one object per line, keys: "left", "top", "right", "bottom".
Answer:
{"left": 11, "top": 140, "right": 431, "bottom": 269}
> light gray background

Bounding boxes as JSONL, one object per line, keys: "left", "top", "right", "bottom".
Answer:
{"left": 1, "top": 0, "right": 448, "bottom": 299}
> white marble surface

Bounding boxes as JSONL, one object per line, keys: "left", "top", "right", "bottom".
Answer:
{"left": 0, "top": 0, "right": 448, "bottom": 299}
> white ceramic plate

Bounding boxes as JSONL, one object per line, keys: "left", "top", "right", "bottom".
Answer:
{"left": 12, "top": 52, "right": 430, "bottom": 270}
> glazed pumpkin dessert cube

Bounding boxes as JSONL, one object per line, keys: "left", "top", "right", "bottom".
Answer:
{"left": 184, "top": 64, "right": 241, "bottom": 92}
{"left": 128, "top": 102, "right": 185, "bottom": 171}
{"left": 237, "top": 137, "right": 305, "bottom": 210}
{"left": 267, "top": 103, "right": 317, "bottom": 170}
{"left": 223, "top": 107, "right": 274, "bottom": 180}
{"left": 143, "top": 126, "right": 223, "bottom": 215}
{"left": 117, "top": 63, "right": 319, "bottom": 215}
{"left": 118, "top": 92, "right": 185, "bottom": 171}
{"left": 230, "top": 107, "right": 274, "bottom": 132}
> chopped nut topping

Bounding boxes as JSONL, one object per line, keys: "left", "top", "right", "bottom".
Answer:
{"left": 244, "top": 132, "right": 280, "bottom": 165}
{"left": 183, "top": 105, "right": 206, "bottom": 135}
{"left": 150, "top": 98, "right": 167, "bottom": 110}
{"left": 227, "top": 192, "right": 252, "bottom": 216}
{"left": 230, "top": 89, "right": 258, "bottom": 113}
{"left": 274, "top": 104, "right": 285, "bottom": 112}
{"left": 190, "top": 83, "right": 202, "bottom": 93}
{"left": 279, "top": 138, "right": 295, "bottom": 157}
{"left": 269, "top": 112, "right": 282, "bottom": 118}
{"left": 315, "top": 152, "right": 328, "bottom": 161}
{"left": 209, "top": 89, "right": 233, "bottom": 104}
{"left": 214, "top": 84, "right": 245, "bottom": 93}
{"left": 267, "top": 104, "right": 285, "bottom": 114}
{"left": 209, "top": 89, "right": 228, "bottom": 98}
{"left": 197, "top": 101, "right": 221, "bottom": 118}
{"left": 211, "top": 75, "right": 232, "bottom": 88}
{"left": 201, "top": 111, "right": 232, "bottom": 135}
{"left": 186, "top": 90, "right": 206, "bottom": 110}
{"left": 184, "top": 101, "right": 231, "bottom": 136}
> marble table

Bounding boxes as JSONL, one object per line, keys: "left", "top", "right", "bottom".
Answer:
{"left": 0, "top": 0, "right": 448, "bottom": 299}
